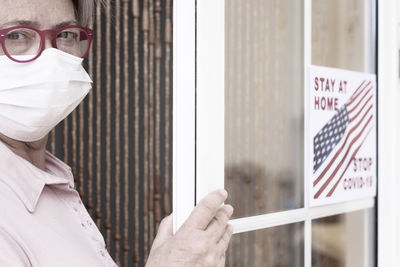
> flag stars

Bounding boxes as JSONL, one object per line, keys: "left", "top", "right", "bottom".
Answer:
{"left": 313, "top": 105, "right": 350, "bottom": 173}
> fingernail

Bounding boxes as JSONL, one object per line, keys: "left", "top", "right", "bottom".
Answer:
{"left": 227, "top": 224, "right": 234, "bottom": 234}
{"left": 221, "top": 189, "right": 228, "bottom": 198}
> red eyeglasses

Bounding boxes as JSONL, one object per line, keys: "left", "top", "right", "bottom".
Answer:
{"left": 0, "top": 25, "right": 93, "bottom": 63}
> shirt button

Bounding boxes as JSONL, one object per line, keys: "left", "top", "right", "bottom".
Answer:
{"left": 99, "top": 250, "right": 105, "bottom": 257}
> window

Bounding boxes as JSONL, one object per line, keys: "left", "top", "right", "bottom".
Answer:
{"left": 173, "top": 1, "right": 400, "bottom": 266}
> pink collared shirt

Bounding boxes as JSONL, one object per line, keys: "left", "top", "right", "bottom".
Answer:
{"left": 0, "top": 141, "right": 117, "bottom": 267}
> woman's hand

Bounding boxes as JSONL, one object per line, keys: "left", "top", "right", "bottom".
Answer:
{"left": 145, "top": 189, "right": 234, "bottom": 267}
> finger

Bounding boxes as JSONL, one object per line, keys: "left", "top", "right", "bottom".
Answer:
{"left": 218, "top": 253, "right": 226, "bottom": 267}
{"left": 183, "top": 189, "right": 228, "bottom": 230}
{"left": 151, "top": 214, "right": 173, "bottom": 249}
{"left": 205, "top": 205, "right": 233, "bottom": 241}
{"left": 216, "top": 224, "right": 234, "bottom": 255}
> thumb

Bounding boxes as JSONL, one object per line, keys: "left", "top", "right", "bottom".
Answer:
{"left": 151, "top": 214, "right": 173, "bottom": 249}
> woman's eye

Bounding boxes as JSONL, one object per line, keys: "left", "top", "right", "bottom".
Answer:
{"left": 6, "top": 32, "right": 26, "bottom": 40}
{"left": 57, "top": 31, "right": 78, "bottom": 40}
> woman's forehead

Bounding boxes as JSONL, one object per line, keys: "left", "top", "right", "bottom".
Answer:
{"left": 0, "top": 0, "right": 76, "bottom": 29}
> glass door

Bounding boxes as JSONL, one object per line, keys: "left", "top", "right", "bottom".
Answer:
{"left": 173, "top": 0, "right": 382, "bottom": 266}
{"left": 195, "top": 0, "right": 377, "bottom": 266}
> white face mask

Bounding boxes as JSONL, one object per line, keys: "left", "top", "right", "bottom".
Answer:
{"left": 0, "top": 48, "right": 92, "bottom": 142}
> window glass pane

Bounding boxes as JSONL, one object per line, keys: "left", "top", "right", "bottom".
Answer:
{"left": 312, "top": 0, "right": 376, "bottom": 72}
{"left": 311, "top": 2, "right": 376, "bottom": 266}
{"left": 225, "top": 0, "right": 304, "bottom": 218}
{"left": 226, "top": 223, "right": 304, "bottom": 267}
{"left": 312, "top": 208, "right": 376, "bottom": 267}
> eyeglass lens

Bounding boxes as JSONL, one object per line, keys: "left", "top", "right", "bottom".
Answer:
{"left": 3, "top": 27, "right": 89, "bottom": 61}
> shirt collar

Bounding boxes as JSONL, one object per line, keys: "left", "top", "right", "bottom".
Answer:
{"left": 0, "top": 141, "right": 74, "bottom": 213}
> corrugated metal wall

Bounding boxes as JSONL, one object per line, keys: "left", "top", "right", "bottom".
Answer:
{"left": 48, "top": 0, "right": 173, "bottom": 266}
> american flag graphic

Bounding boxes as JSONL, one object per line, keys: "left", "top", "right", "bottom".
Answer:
{"left": 312, "top": 80, "right": 375, "bottom": 199}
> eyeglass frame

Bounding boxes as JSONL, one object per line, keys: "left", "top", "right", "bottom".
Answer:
{"left": 0, "top": 25, "right": 94, "bottom": 63}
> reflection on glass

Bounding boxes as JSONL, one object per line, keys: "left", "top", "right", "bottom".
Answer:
{"left": 226, "top": 223, "right": 304, "bottom": 267}
{"left": 312, "top": 209, "right": 375, "bottom": 267}
{"left": 312, "top": 0, "right": 376, "bottom": 72}
{"left": 225, "top": 0, "right": 304, "bottom": 218}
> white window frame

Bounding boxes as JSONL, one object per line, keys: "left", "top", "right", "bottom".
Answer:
{"left": 173, "top": 0, "right": 400, "bottom": 266}
{"left": 377, "top": 1, "right": 400, "bottom": 267}
{"left": 172, "top": 0, "right": 196, "bottom": 233}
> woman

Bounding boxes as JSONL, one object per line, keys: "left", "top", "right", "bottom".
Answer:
{"left": 0, "top": 0, "right": 233, "bottom": 266}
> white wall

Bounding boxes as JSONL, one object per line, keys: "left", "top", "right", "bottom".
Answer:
{"left": 378, "top": 0, "right": 400, "bottom": 266}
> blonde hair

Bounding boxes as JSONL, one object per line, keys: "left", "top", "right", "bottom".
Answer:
{"left": 72, "top": 0, "right": 95, "bottom": 27}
